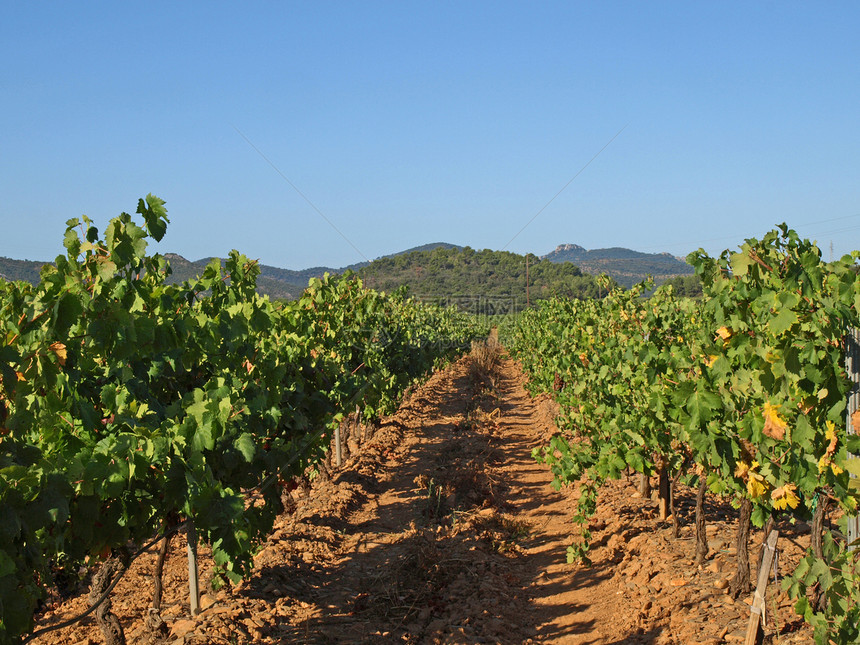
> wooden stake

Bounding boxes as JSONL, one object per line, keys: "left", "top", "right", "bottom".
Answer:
{"left": 186, "top": 521, "right": 200, "bottom": 616}
{"left": 638, "top": 472, "right": 651, "bottom": 497}
{"left": 744, "top": 530, "right": 778, "bottom": 645}
{"left": 335, "top": 424, "right": 342, "bottom": 468}
{"left": 658, "top": 466, "right": 670, "bottom": 520}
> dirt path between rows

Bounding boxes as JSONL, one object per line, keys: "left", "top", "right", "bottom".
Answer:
{"left": 32, "top": 348, "right": 812, "bottom": 645}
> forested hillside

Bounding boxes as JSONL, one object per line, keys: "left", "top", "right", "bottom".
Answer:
{"left": 0, "top": 257, "right": 49, "bottom": 284}
{"left": 358, "top": 246, "right": 611, "bottom": 313}
{"left": 0, "top": 244, "right": 463, "bottom": 302}
{"left": 5, "top": 241, "right": 699, "bottom": 306}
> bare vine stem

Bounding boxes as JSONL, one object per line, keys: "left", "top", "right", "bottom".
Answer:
{"left": 23, "top": 522, "right": 187, "bottom": 644}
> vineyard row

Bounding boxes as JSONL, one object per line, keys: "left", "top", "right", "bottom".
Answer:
{"left": 0, "top": 196, "right": 487, "bottom": 644}
{"left": 502, "top": 225, "right": 860, "bottom": 644}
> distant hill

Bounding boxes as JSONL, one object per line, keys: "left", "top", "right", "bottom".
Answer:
{"left": 387, "top": 242, "right": 462, "bottom": 255}
{"left": 0, "top": 257, "right": 50, "bottom": 285}
{"left": 359, "top": 246, "right": 610, "bottom": 314}
{"left": 542, "top": 243, "right": 694, "bottom": 288}
{"left": 160, "top": 254, "right": 300, "bottom": 300}
{"left": 0, "top": 241, "right": 691, "bottom": 301}
{"left": 338, "top": 242, "right": 463, "bottom": 274}
{"left": 0, "top": 254, "right": 302, "bottom": 300}
{"left": 0, "top": 243, "right": 463, "bottom": 301}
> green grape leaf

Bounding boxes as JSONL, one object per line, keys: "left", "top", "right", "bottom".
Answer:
{"left": 235, "top": 434, "right": 256, "bottom": 462}
{"left": 769, "top": 308, "right": 797, "bottom": 335}
{"left": 137, "top": 194, "right": 169, "bottom": 242}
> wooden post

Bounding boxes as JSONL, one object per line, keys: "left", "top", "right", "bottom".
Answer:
{"left": 638, "top": 472, "right": 651, "bottom": 498}
{"left": 356, "top": 405, "right": 362, "bottom": 445}
{"left": 744, "top": 530, "right": 778, "bottom": 645}
{"left": 335, "top": 424, "right": 342, "bottom": 468}
{"left": 658, "top": 466, "right": 670, "bottom": 520}
{"left": 186, "top": 520, "right": 200, "bottom": 616}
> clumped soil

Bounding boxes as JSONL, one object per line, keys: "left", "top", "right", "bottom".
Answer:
{"left": 31, "top": 348, "right": 813, "bottom": 644}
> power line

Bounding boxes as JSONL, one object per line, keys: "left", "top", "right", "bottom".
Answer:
{"left": 501, "top": 124, "right": 628, "bottom": 251}
{"left": 636, "top": 213, "right": 860, "bottom": 254}
{"left": 232, "top": 125, "right": 369, "bottom": 263}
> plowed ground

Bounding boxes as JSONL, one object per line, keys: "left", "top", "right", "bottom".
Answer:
{"left": 31, "top": 349, "right": 813, "bottom": 644}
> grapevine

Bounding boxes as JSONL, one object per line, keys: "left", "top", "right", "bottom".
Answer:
{"left": 504, "top": 225, "right": 860, "bottom": 642}
{"left": 0, "top": 196, "right": 486, "bottom": 644}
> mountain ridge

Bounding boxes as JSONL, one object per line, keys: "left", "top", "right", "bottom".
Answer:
{"left": 542, "top": 243, "right": 694, "bottom": 287}
{"left": 0, "top": 241, "right": 691, "bottom": 296}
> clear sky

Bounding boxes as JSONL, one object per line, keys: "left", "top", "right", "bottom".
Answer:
{"left": 2, "top": 2, "right": 858, "bottom": 269}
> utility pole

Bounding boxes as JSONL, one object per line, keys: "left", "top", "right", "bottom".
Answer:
{"left": 526, "top": 255, "right": 530, "bottom": 307}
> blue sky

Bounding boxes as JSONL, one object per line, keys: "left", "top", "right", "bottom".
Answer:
{"left": 2, "top": 2, "right": 858, "bottom": 269}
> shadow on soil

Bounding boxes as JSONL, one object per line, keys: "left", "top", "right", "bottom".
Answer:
{"left": 235, "top": 360, "right": 678, "bottom": 644}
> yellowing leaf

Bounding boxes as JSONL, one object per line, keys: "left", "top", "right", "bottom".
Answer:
{"left": 49, "top": 342, "right": 67, "bottom": 366}
{"left": 763, "top": 402, "right": 787, "bottom": 441}
{"left": 736, "top": 460, "right": 768, "bottom": 499}
{"left": 772, "top": 483, "right": 799, "bottom": 510}
{"left": 824, "top": 420, "right": 838, "bottom": 457}
{"left": 747, "top": 471, "right": 767, "bottom": 499}
{"left": 715, "top": 326, "right": 732, "bottom": 341}
{"left": 817, "top": 388, "right": 829, "bottom": 401}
